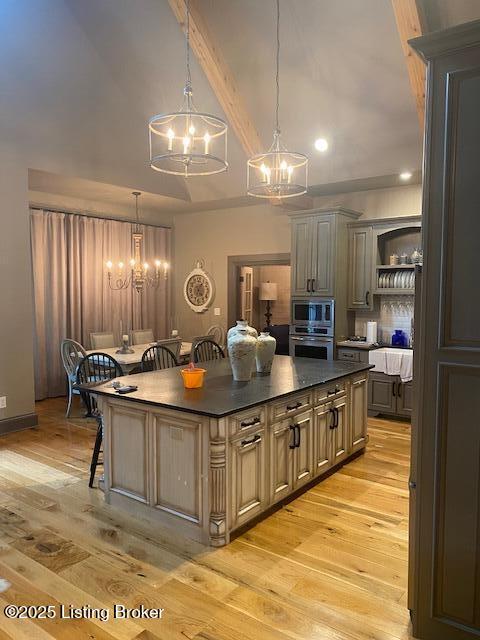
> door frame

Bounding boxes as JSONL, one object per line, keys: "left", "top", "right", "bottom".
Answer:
{"left": 227, "top": 253, "right": 290, "bottom": 330}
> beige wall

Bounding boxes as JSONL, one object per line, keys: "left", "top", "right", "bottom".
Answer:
{"left": 0, "top": 156, "right": 36, "bottom": 423}
{"left": 173, "top": 183, "right": 422, "bottom": 340}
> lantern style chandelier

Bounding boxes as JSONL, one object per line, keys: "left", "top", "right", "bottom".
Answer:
{"left": 247, "top": 0, "right": 308, "bottom": 198}
{"left": 105, "top": 192, "right": 169, "bottom": 293}
{"left": 148, "top": 0, "right": 228, "bottom": 176}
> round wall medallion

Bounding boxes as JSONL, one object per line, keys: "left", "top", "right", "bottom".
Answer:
{"left": 183, "top": 261, "right": 215, "bottom": 313}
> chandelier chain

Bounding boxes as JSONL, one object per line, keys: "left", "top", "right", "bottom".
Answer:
{"left": 275, "top": 0, "right": 280, "bottom": 134}
{"left": 185, "top": 0, "right": 192, "bottom": 90}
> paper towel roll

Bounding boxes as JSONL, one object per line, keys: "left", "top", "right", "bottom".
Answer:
{"left": 366, "top": 321, "right": 377, "bottom": 344}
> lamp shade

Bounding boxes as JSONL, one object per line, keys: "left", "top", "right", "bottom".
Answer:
{"left": 259, "top": 282, "right": 278, "bottom": 301}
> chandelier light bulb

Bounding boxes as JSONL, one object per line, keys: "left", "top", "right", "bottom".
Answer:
{"left": 118, "top": 262, "right": 124, "bottom": 270}
{"left": 106, "top": 261, "right": 113, "bottom": 270}
{"left": 203, "top": 132, "right": 211, "bottom": 154}
{"left": 167, "top": 128, "right": 175, "bottom": 151}
{"left": 188, "top": 124, "right": 195, "bottom": 135}
{"left": 130, "top": 259, "right": 136, "bottom": 268}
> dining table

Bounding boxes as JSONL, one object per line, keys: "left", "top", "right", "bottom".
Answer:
{"left": 86, "top": 342, "right": 192, "bottom": 374}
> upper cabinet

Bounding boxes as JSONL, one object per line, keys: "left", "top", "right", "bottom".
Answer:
{"left": 347, "top": 216, "right": 422, "bottom": 310}
{"left": 290, "top": 209, "right": 361, "bottom": 298}
{"left": 348, "top": 226, "right": 373, "bottom": 310}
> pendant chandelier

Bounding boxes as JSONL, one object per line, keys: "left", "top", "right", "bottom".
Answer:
{"left": 148, "top": 0, "right": 228, "bottom": 176}
{"left": 247, "top": 0, "right": 308, "bottom": 198}
{"left": 105, "top": 192, "right": 169, "bottom": 293}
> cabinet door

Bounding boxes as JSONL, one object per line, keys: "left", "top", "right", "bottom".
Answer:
{"left": 292, "top": 410, "right": 314, "bottom": 489}
{"left": 269, "top": 420, "right": 294, "bottom": 503}
{"left": 350, "top": 375, "right": 368, "bottom": 452}
{"left": 230, "top": 430, "right": 266, "bottom": 529}
{"left": 311, "top": 217, "right": 334, "bottom": 296}
{"left": 331, "top": 397, "right": 348, "bottom": 466}
{"left": 348, "top": 226, "right": 373, "bottom": 309}
{"left": 313, "top": 401, "right": 332, "bottom": 477}
{"left": 368, "top": 371, "right": 397, "bottom": 414}
{"left": 291, "top": 218, "right": 312, "bottom": 296}
{"left": 397, "top": 380, "right": 413, "bottom": 417}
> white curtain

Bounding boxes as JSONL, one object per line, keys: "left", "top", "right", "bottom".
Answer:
{"left": 30, "top": 209, "right": 171, "bottom": 400}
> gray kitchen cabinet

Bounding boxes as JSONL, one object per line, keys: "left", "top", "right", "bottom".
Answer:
{"left": 330, "top": 396, "right": 348, "bottom": 466}
{"left": 337, "top": 347, "right": 371, "bottom": 364}
{"left": 368, "top": 371, "right": 397, "bottom": 414}
{"left": 348, "top": 226, "right": 373, "bottom": 310}
{"left": 350, "top": 373, "right": 368, "bottom": 452}
{"left": 311, "top": 216, "right": 334, "bottom": 296}
{"left": 230, "top": 429, "right": 266, "bottom": 530}
{"left": 292, "top": 410, "right": 314, "bottom": 490}
{"left": 396, "top": 380, "right": 413, "bottom": 417}
{"left": 368, "top": 371, "right": 412, "bottom": 417}
{"left": 290, "top": 208, "right": 361, "bottom": 299}
{"left": 291, "top": 217, "right": 312, "bottom": 297}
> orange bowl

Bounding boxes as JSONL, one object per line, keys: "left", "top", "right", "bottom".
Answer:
{"left": 181, "top": 367, "right": 206, "bottom": 389}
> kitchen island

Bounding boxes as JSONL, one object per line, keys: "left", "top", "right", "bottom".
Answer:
{"left": 82, "top": 356, "right": 373, "bottom": 546}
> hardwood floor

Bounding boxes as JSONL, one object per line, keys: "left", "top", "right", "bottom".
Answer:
{"left": 0, "top": 397, "right": 414, "bottom": 640}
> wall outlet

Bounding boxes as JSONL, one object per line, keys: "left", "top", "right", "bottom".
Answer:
{"left": 0, "top": 397, "right": 6, "bottom": 409}
{"left": 214, "top": 307, "right": 221, "bottom": 316}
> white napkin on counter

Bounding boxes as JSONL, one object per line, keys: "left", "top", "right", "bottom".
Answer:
{"left": 399, "top": 353, "right": 413, "bottom": 383}
{"left": 368, "top": 349, "right": 413, "bottom": 382}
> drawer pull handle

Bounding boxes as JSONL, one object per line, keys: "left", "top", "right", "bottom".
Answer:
{"left": 286, "top": 401, "right": 302, "bottom": 411}
{"left": 327, "top": 385, "right": 341, "bottom": 396}
{"left": 240, "top": 416, "right": 261, "bottom": 428}
{"left": 241, "top": 434, "right": 261, "bottom": 448}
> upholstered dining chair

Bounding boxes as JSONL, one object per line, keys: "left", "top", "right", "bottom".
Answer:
{"left": 141, "top": 345, "right": 178, "bottom": 372}
{"left": 90, "top": 331, "right": 115, "bottom": 349}
{"left": 60, "top": 338, "right": 87, "bottom": 417}
{"left": 131, "top": 329, "right": 154, "bottom": 345}
{"left": 76, "top": 352, "right": 123, "bottom": 488}
{"left": 154, "top": 338, "right": 182, "bottom": 360}
{"left": 193, "top": 339, "right": 225, "bottom": 364}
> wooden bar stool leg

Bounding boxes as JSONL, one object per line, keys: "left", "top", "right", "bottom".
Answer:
{"left": 89, "top": 421, "right": 103, "bottom": 488}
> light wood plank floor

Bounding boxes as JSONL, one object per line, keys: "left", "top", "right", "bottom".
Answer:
{"left": 0, "top": 397, "right": 414, "bottom": 640}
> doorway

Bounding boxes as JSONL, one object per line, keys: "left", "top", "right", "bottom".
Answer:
{"left": 227, "top": 253, "right": 291, "bottom": 344}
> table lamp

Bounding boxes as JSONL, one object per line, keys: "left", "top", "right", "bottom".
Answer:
{"left": 259, "top": 282, "right": 278, "bottom": 327}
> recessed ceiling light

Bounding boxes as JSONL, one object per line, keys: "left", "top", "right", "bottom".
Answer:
{"left": 399, "top": 171, "right": 413, "bottom": 181}
{"left": 314, "top": 138, "right": 329, "bottom": 152}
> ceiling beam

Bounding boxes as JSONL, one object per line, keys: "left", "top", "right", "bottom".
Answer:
{"left": 167, "top": 0, "right": 263, "bottom": 159}
{"left": 391, "top": 0, "right": 426, "bottom": 131}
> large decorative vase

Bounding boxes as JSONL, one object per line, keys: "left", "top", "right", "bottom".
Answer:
{"left": 255, "top": 332, "right": 276, "bottom": 375}
{"left": 227, "top": 319, "right": 258, "bottom": 344}
{"left": 228, "top": 329, "right": 257, "bottom": 382}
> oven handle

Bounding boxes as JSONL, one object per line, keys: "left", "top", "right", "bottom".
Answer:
{"left": 290, "top": 336, "right": 333, "bottom": 343}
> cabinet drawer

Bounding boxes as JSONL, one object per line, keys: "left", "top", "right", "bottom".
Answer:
{"left": 270, "top": 392, "right": 312, "bottom": 422}
{"left": 337, "top": 348, "right": 361, "bottom": 362}
{"left": 315, "top": 380, "right": 346, "bottom": 404}
{"left": 229, "top": 405, "right": 266, "bottom": 438}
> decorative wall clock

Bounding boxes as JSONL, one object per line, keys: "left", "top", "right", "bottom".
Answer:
{"left": 183, "top": 260, "right": 215, "bottom": 313}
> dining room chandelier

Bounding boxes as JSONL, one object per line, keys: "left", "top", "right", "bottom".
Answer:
{"left": 105, "top": 192, "right": 169, "bottom": 293}
{"left": 148, "top": 0, "right": 228, "bottom": 177}
{"left": 247, "top": 0, "right": 308, "bottom": 198}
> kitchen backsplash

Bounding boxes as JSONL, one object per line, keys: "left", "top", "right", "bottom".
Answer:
{"left": 354, "top": 295, "right": 414, "bottom": 345}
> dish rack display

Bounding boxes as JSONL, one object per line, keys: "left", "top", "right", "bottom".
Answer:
{"left": 376, "top": 265, "right": 415, "bottom": 292}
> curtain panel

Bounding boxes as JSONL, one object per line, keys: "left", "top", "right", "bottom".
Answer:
{"left": 30, "top": 209, "right": 171, "bottom": 400}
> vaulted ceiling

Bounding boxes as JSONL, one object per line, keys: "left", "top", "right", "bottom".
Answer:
{"left": 2, "top": 0, "right": 480, "bottom": 213}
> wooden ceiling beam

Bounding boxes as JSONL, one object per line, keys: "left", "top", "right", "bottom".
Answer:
{"left": 391, "top": 0, "right": 426, "bottom": 131}
{"left": 167, "top": 0, "right": 263, "bottom": 159}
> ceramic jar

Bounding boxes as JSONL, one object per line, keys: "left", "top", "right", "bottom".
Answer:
{"left": 255, "top": 332, "right": 276, "bottom": 374}
{"left": 411, "top": 247, "right": 422, "bottom": 264}
{"left": 227, "top": 319, "right": 258, "bottom": 343}
{"left": 228, "top": 329, "right": 257, "bottom": 382}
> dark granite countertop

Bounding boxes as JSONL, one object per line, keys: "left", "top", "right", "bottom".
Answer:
{"left": 76, "top": 355, "right": 373, "bottom": 418}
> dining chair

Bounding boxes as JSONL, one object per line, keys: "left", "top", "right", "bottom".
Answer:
{"left": 90, "top": 332, "right": 115, "bottom": 349}
{"left": 132, "top": 329, "right": 154, "bottom": 345}
{"left": 155, "top": 338, "right": 182, "bottom": 360}
{"left": 193, "top": 339, "right": 225, "bottom": 364}
{"left": 141, "top": 345, "right": 178, "bottom": 372}
{"left": 207, "top": 325, "right": 225, "bottom": 347}
{"left": 60, "top": 338, "right": 87, "bottom": 417}
{"left": 76, "top": 352, "right": 123, "bottom": 488}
